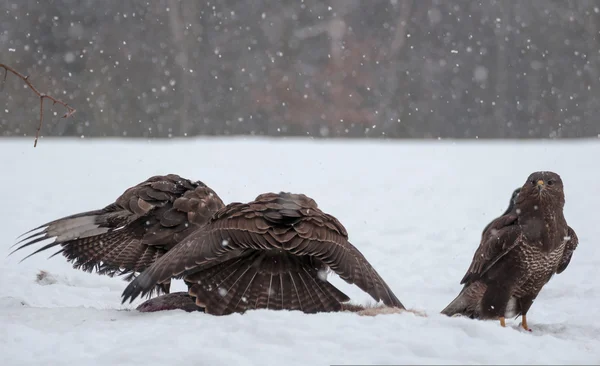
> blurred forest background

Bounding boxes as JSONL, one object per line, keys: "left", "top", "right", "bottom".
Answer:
{"left": 1, "top": 0, "right": 600, "bottom": 139}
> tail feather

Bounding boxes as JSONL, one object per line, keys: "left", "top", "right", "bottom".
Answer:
{"left": 14, "top": 209, "right": 109, "bottom": 242}
{"left": 441, "top": 282, "right": 522, "bottom": 320}
{"left": 187, "top": 250, "right": 351, "bottom": 315}
{"left": 441, "top": 282, "right": 486, "bottom": 318}
{"left": 10, "top": 206, "right": 127, "bottom": 255}
{"left": 10, "top": 207, "right": 169, "bottom": 298}
{"left": 9, "top": 214, "right": 118, "bottom": 262}
{"left": 441, "top": 288, "right": 470, "bottom": 317}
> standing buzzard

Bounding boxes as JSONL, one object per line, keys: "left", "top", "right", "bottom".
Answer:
{"left": 121, "top": 192, "right": 405, "bottom": 315}
{"left": 11, "top": 174, "right": 226, "bottom": 296}
{"left": 441, "top": 171, "right": 579, "bottom": 331}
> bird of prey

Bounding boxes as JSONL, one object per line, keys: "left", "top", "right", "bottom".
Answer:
{"left": 11, "top": 174, "right": 404, "bottom": 315}
{"left": 11, "top": 174, "right": 226, "bottom": 297}
{"left": 441, "top": 171, "right": 579, "bottom": 331}
{"left": 121, "top": 191, "right": 405, "bottom": 315}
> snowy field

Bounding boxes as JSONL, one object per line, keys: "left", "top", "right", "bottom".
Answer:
{"left": 1, "top": 137, "right": 599, "bottom": 365}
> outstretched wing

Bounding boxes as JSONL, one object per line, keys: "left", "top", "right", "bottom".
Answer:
{"left": 11, "top": 174, "right": 225, "bottom": 290}
{"left": 556, "top": 226, "right": 578, "bottom": 274}
{"left": 122, "top": 192, "right": 404, "bottom": 314}
{"left": 460, "top": 212, "right": 521, "bottom": 285}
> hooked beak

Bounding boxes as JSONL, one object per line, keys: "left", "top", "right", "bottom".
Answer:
{"left": 536, "top": 180, "right": 545, "bottom": 191}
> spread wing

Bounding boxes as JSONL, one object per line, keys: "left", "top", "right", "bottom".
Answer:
{"left": 460, "top": 213, "right": 521, "bottom": 285}
{"left": 556, "top": 225, "right": 578, "bottom": 274}
{"left": 11, "top": 174, "right": 225, "bottom": 294}
{"left": 121, "top": 192, "right": 404, "bottom": 314}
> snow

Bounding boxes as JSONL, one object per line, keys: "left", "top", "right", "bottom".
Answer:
{"left": 1, "top": 137, "right": 599, "bottom": 365}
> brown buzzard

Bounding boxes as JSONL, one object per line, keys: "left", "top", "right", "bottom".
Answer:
{"left": 12, "top": 174, "right": 404, "bottom": 315}
{"left": 11, "top": 174, "right": 225, "bottom": 296}
{"left": 121, "top": 191, "right": 405, "bottom": 315}
{"left": 441, "top": 171, "right": 579, "bottom": 331}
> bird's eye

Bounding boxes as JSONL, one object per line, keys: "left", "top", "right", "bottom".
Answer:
{"left": 530, "top": 180, "right": 536, "bottom": 185}
{"left": 547, "top": 180, "right": 554, "bottom": 186}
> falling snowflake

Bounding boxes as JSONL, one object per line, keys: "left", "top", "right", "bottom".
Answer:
{"left": 218, "top": 287, "right": 228, "bottom": 297}
{"left": 473, "top": 65, "right": 489, "bottom": 82}
{"left": 64, "top": 52, "right": 75, "bottom": 63}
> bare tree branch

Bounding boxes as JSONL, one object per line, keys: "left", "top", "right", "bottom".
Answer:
{"left": 0, "top": 63, "right": 76, "bottom": 147}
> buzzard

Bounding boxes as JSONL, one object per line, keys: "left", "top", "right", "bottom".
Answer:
{"left": 121, "top": 191, "right": 405, "bottom": 315}
{"left": 12, "top": 174, "right": 404, "bottom": 315}
{"left": 11, "top": 174, "right": 226, "bottom": 296}
{"left": 441, "top": 171, "right": 579, "bottom": 331}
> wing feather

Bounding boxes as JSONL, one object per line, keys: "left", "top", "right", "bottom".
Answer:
{"left": 556, "top": 226, "right": 578, "bottom": 274}
{"left": 11, "top": 174, "right": 225, "bottom": 295}
{"left": 121, "top": 192, "right": 404, "bottom": 312}
{"left": 460, "top": 213, "right": 520, "bottom": 285}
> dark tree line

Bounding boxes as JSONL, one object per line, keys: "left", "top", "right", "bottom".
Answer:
{"left": 1, "top": 0, "right": 599, "bottom": 139}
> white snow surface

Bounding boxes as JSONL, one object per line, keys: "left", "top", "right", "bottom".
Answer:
{"left": 1, "top": 137, "right": 599, "bottom": 365}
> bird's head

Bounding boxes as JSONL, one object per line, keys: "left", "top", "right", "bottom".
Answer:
{"left": 517, "top": 171, "right": 565, "bottom": 210}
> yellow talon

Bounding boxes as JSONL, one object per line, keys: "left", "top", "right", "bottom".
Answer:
{"left": 499, "top": 317, "right": 506, "bottom": 327}
{"left": 521, "top": 315, "right": 531, "bottom": 331}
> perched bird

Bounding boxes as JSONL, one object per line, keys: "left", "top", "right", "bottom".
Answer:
{"left": 121, "top": 192, "right": 405, "bottom": 315}
{"left": 441, "top": 171, "right": 579, "bottom": 331}
{"left": 10, "top": 174, "right": 225, "bottom": 296}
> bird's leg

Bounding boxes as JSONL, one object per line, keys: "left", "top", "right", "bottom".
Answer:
{"left": 521, "top": 314, "right": 530, "bottom": 331}
{"left": 481, "top": 283, "right": 511, "bottom": 327}
{"left": 518, "top": 296, "right": 536, "bottom": 332}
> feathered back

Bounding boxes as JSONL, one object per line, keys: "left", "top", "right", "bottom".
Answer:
{"left": 121, "top": 192, "right": 404, "bottom": 314}
{"left": 11, "top": 174, "right": 225, "bottom": 295}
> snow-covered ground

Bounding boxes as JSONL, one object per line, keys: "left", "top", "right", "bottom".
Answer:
{"left": 1, "top": 137, "right": 599, "bottom": 365}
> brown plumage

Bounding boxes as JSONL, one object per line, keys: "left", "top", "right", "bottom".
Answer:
{"left": 121, "top": 192, "right": 405, "bottom": 315}
{"left": 11, "top": 174, "right": 225, "bottom": 296}
{"left": 441, "top": 171, "right": 579, "bottom": 330}
{"left": 480, "top": 187, "right": 521, "bottom": 237}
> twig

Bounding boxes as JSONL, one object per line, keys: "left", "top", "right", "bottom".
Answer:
{"left": 0, "top": 63, "right": 76, "bottom": 147}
